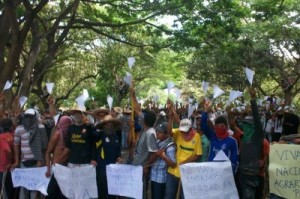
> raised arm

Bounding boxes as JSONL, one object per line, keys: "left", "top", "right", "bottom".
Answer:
{"left": 201, "top": 100, "right": 214, "bottom": 141}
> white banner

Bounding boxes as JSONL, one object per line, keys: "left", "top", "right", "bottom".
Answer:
{"left": 180, "top": 162, "right": 239, "bottom": 199}
{"left": 53, "top": 164, "right": 98, "bottom": 199}
{"left": 269, "top": 144, "right": 300, "bottom": 199}
{"left": 11, "top": 167, "right": 50, "bottom": 195}
{"left": 107, "top": 164, "right": 143, "bottom": 199}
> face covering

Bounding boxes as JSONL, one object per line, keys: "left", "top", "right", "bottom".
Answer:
{"left": 22, "top": 116, "right": 38, "bottom": 131}
{"left": 57, "top": 116, "right": 73, "bottom": 148}
{"left": 214, "top": 125, "right": 229, "bottom": 140}
{"left": 241, "top": 123, "right": 254, "bottom": 143}
{"left": 73, "top": 114, "right": 83, "bottom": 125}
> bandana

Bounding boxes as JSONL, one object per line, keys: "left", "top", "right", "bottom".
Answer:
{"left": 57, "top": 116, "right": 73, "bottom": 148}
{"left": 215, "top": 126, "right": 229, "bottom": 140}
{"left": 241, "top": 123, "right": 254, "bottom": 143}
{"left": 182, "top": 128, "right": 196, "bottom": 142}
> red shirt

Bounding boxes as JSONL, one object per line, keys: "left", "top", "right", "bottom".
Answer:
{"left": 259, "top": 139, "right": 270, "bottom": 176}
{"left": 0, "top": 133, "right": 13, "bottom": 172}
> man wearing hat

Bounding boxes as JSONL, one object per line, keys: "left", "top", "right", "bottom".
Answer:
{"left": 12, "top": 108, "right": 48, "bottom": 199}
{"left": 94, "top": 115, "right": 122, "bottom": 199}
{"left": 150, "top": 122, "right": 176, "bottom": 199}
{"left": 166, "top": 108, "right": 202, "bottom": 199}
{"left": 64, "top": 109, "right": 97, "bottom": 168}
{"left": 93, "top": 107, "right": 109, "bottom": 126}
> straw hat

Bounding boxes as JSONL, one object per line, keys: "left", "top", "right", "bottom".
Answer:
{"left": 98, "top": 115, "right": 121, "bottom": 126}
{"left": 123, "top": 108, "right": 132, "bottom": 114}
{"left": 64, "top": 105, "right": 87, "bottom": 115}
{"left": 93, "top": 107, "right": 110, "bottom": 116}
{"left": 113, "top": 107, "right": 123, "bottom": 114}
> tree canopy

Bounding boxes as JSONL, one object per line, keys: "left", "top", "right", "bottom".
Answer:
{"left": 0, "top": 0, "right": 299, "bottom": 110}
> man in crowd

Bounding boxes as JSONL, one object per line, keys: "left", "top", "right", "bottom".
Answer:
{"left": 12, "top": 108, "right": 48, "bottom": 199}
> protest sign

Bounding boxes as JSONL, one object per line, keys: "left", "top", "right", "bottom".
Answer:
{"left": 53, "top": 164, "right": 98, "bottom": 199}
{"left": 106, "top": 164, "right": 143, "bottom": 199}
{"left": 269, "top": 144, "right": 300, "bottom": 199}
{"left": 180, "top": 162, "right": 239, "bottom": 199}
{"left": 11, "top": 167, "right": 50, "bottom": 195}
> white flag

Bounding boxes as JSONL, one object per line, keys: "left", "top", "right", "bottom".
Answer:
{"left": 124, "top": 72, "right": 133, "bottom": 86}
{"left": 202, "top": 81, "right": 209, "bottom": 94}
{"left": 46, "top": 83, "right": 54, "bottom": 94}
{"left": 213, "top": 85, "right": 225, "bottom": 99}
{"left": 19, "top": 96, "right": 28, "bottom": 108}
{"left": 245, "top": 67, "right": 255, "bottom": 85}
{"left": 3, "top": 80, "right": 12, "bottom": 91}
{"left": 107, "top": 95, "right": 113, "bottom": 110}
{"left": 167, "top": 81, "right": 175, "bottom": 95}
{"left": 82, "top": 89, "right": 89, "bottom": 101}
{"left": 227, "top": 90, "right": 243, "bottom": 105}
{"left": 54, "top": 114, "right": 60, "bottom": 126}
{"left": 128, "top": 57, "right": 135, "bottom": 69}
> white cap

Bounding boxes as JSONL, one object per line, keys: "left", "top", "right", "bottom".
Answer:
{"left": 24, "top": 108, "right": 36, "bottom": 116}
{"left": 179, "top": 119, "right": 192, "bottom": 132}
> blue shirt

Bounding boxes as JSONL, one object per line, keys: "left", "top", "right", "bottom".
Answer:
{"left": 201, "top": 112, "right": 239, "bottom": 173}
{"left": 150, "top": 138, "right": 176, "bottom": 183}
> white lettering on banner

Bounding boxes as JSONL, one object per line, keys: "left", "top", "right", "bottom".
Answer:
{"left": 106, "top": 164, "right": 143, "bottom": 199}
{"left": 11, "top": 167, "right": 50, "bottom": 195}
{"left": 53, "top": 164, "right": 98, "bottom": 199}
{"left": 180, "top": 162, "right": 239, "bottom": 199}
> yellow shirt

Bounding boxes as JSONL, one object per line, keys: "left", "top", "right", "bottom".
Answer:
{"left": 168, "top": 128, "right": 202, "bottom": 177}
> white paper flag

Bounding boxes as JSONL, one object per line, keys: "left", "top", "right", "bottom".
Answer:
{"left": 3, "top": 80, "right": 12, "bottom": 91}
{"left": 82, "top": 89, "right": 89, "bottom": 101}
{"left": 75, "top": 96, "right": 86, "bottom": 111}
{"left": 54, "top": 114, "right": 60, "bottom": 126}
{"left": 19, "top": 96, "right": 28, "bottom": 108}
{"left": 124, "top": 72, "right": 133, "bottom": 86}
{"left": 202, "top": 81, "right": 209, "bottom": 94}
{"left": 213, "top": 85, "right": 225, "bottom": 99}
{"left": 46, "top": 83, "right": 54, "bottom": 94}
{"left": 167, "top": 81, "right": 175, "bottom": 95}
{"left": 227, "top": 90, "right": 243, "bottom": 105}
{"left": 245, "top": 67, "right": 255, "bottom": 85}
{"left": 173, "top": 88, "right": 181, "bottom": 100}
{"left": 127, "top": 57, "right": 135, "bottom": 69}
{"left": 107, "top": 95, "right": 113, "bottom": 110}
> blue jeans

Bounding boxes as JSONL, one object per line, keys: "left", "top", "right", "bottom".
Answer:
{"left": 165, "top": 173, "right": 184, "bottom": 199}
{"left": 151, "top": 181, "right": 165, "bottom": 199}
{"left": 19, "top": 163, "right": 38, "bottom": 199}
{"left": 122, "top": 131, "right": 128, "bottom": 148}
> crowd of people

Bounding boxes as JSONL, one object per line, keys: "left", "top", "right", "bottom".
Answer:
{"left": 0, "top": 87, "right": 299, "bottom": 199}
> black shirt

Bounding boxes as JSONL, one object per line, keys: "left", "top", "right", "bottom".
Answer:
{"left": 65, "top": 124, "right": 97, "bottom": 164}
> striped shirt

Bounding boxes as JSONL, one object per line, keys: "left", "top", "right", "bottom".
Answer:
{"left": 14, "top": 126, "right": 35, "bottom": 161}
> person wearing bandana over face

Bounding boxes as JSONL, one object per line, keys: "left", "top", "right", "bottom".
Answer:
{"left": 45, "top": 116, "right": 73, "bottom": 199}
{"left": 11, "top": 108, "right": 48, "bottom": 199}
{"left": 237, "top": 87, "right": 269, "bottom": 199}
{"left": 94, "top": 115, "right": 123, "bottom": 199}
{"left": 201, "top": 101, "right": 239, "bottom": 174}
{"left": 165, "top": 106, "right": 202, "bottom": 199}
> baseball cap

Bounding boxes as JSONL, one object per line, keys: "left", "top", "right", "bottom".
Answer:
{"left": 24, "top": 108, "right": 36, "bottom": 116}
{"left": 179, "top": 119, "right": 192, "bottom": 133}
